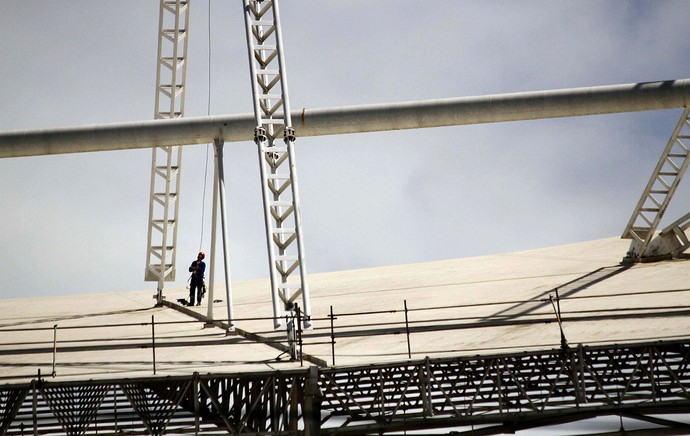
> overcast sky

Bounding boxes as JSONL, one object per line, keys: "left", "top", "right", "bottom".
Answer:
{"left": 1, "top": 1, "right": 690, "bottom": 300}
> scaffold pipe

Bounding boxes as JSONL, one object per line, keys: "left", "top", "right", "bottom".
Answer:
{"left": 1, "top": 79, "right": 688, "bottom": 158}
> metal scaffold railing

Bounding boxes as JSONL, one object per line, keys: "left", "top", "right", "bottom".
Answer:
{"left": 145, "top": 0, "right": 190, "bottom": 301}
{"left": 242, "top": 0, "right": 311, "bottom": 331}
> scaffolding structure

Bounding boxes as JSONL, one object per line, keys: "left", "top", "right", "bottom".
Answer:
{"left": 0, "top": 340, "right": 688, "bottom": 435}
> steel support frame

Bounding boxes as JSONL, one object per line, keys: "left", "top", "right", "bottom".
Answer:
{"left": 145, "top": 0, "right": 190, "bottom": 302}
{"left": 242, "top": 0, "right": 311, "bottom": 330}
{"left": 0, "top": 371, "right": 307, "bottom": 435}
{"left": 0, "top": 340, "right": 688, "bottom": 435}
{"left": 623, "top": 107, "right": 690, "bottom": 260}
{"left": 318, "top": 341, "right": 690, "bottom": 434}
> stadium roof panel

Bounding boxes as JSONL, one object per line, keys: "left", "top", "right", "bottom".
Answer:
{"left": 1, "top": 236, "right": 688, "bottom": 385}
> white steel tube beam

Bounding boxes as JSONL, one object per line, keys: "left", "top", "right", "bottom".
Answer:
{"left": 1, "top": 79, "right": 689, "bottom": 158}
{"left": 213, "top": 139, "right": 235, "bottom": 332}
{"left": 206, "top": 168, "right": 219, "bottom": 321}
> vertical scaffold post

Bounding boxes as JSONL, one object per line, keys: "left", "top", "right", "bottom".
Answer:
{"left": 151, "top": 315, "right": 157, "bottom": 375}
{"left": 572, "top": 343, "right": 586, "bottom": 405}
{"left": 51, "top": 324, "right": 57, "bottom": 377}
{"left": 242, "top": 0, "right": 312, "bottom": 332}
{"left": 404, "top": 300, "right": 411, "bottom": 358}
{"left": 329, "top": 306, "right": 336, "bottom": 366}
{"left": 303, "top": 366, "right": 322, "bottom": 436}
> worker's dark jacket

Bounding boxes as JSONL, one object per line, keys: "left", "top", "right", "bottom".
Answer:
{"left": 189, "top": 260, "right": 206, "bottom": 283}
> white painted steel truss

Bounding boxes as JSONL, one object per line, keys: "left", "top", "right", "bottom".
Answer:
{"left": 144, "top": 0, "right": 190, "bottom": 294}
{"left": 242, "top": 0, "right": 311, "bottom": 329}
{"left": 623, "top": 107, "right": 690, "bottom": 259}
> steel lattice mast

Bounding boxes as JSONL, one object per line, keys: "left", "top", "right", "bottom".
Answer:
{"left": 144, "top": 0, "right": 190, "bottom": 302}
{"left": 242, "top": 0, "right": 311, "bottom": 330}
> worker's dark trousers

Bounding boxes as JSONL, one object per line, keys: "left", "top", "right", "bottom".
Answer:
{"left": 189, "top": 280, "right": 204, "bottom": 305}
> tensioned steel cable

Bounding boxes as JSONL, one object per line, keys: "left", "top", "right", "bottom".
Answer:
{"left": 199, "top": 0, "right": 213, "bottom": 252}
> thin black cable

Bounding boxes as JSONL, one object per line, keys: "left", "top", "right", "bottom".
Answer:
{"left": 199, "top": 0, "right": 212, "bottom": 251}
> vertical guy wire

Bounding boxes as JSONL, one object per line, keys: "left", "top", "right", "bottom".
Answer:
{"left": 199, "top": 0, "right": 213, "bottom": 251}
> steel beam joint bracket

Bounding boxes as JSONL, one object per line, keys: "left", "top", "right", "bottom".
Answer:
{"left": 254, "top": 126, "right": 267, "bottom": 143}
{"left": 283, "top": 127, "right": 296, "bottom": 143}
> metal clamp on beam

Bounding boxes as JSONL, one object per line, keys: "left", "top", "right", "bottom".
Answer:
{"left": 254, "top": 126, "right": 268, "bottom": 143}
{"left": 283, "top": 127, "right": 296, "bottom": 143}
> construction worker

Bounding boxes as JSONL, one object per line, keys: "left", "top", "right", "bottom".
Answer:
{"left": 188, "top": 251, "right": 206, "bottom": 306}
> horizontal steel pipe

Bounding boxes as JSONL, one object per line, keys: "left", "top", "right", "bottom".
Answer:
{"left": 1, "top": 79, "right": 689, "bottom": 158}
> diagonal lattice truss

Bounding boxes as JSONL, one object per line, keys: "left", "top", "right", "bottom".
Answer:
{"left": 0, "top": 373, "right": 307, "bottom": 435}
{"left": 121, "top": 380, "right": 191, "bottom": 435}
{"left": 196, "top": 372, "right": 304, "bottom": 433}
{"left": 39, "top": 385, "right": 109, "bottom": 435}
{"left": 0, "top": 389, "right": 27, "bottom": 434}
{"left": 242, "top": 0, "right": 311, "bottom": 328}
{"left": 623, "top": 107, "right": 690, "bottom": 258}
{"left": 318, "top": 341, "right": 690, "bottom": 433}
{"left": 0, "top": 341, "right": 688, "bottom": 434}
